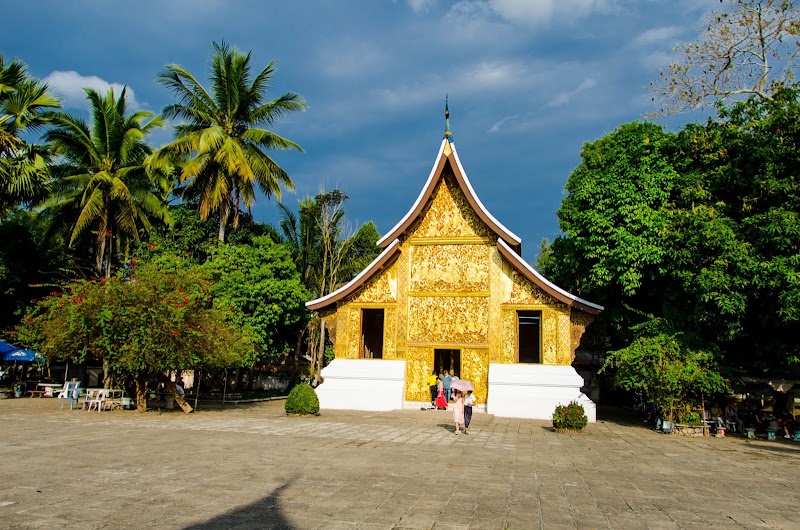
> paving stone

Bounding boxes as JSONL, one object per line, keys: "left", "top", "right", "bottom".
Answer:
{"left": 2, "top": 399, "right": 800, "bottom": 529}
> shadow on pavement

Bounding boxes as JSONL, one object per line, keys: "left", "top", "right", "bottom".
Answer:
{"left": 183, "top": 482, "right": 292, "bottom": 530}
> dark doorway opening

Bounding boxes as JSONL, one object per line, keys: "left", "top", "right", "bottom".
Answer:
{"left": 434, "top": 349, "right": 461, "bottom": 378}
{"left": 518, "top": 310, "right": 541, "bottom": 363}
{"left": 360, "top": 309, "right": 384, "bottom": 359}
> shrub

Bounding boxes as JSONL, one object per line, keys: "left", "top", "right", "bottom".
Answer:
{"left": 552, "top": 401, "right": 588, "bottom": 431}
{"left": 677, "top": 410, "right": 703, "bottom": 426}
{"left": 285, "top": 383, "right": 320, "bottom": 415}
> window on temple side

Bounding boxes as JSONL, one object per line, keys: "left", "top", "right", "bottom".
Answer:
{"left": 360, "top": 309, "right": 384, "bottom": 359}
{"left": 517, "top": 310, "right": 541, "bottom": 363}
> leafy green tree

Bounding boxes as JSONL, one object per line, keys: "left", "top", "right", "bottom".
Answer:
{"left": 43, "top": 87, "right": 168, "bottom": 277}
{"left": 545, "top": 122, "right": 681, "bottom": 349}
{"left": 16, "top": 257, "right": 255, "bottom": 412}
{"left": 152, "top": 40, "right": 307, "bottom": 242}
{"left": 601, "top": 319, "right": 729, "bottom": 421}
{"left": 0, "top": 55, "right": 60, "bottom": 213}
{"left": 277, "top": 190, "right": 380, "bottom": 376}
{"left": 202, "top": 236, "right": 310, "bottom": 363}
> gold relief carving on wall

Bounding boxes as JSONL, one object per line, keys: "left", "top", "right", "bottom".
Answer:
{"left": 498, "top": 309, "right": 517, "bottom": 364}
{"left": 405, "top": 346, "right": 432, "bottom": 401}
{"left": 488, "top": 248, "right": 503, "bottom": 363}
{"left": 334, "top": 309, "right": 352, "bottom": 359}
{"left": 349, "top": 264, "right": 396, "bottom": 304}
{"left": 410, "top": 245, "right": 489, "bottom": 292}
{"left": 396, "top": 251, "right": 409, "bottom": 348}
{"left": 461, "top": 348, "right": 489, "bottom": 404}
{"left": 408, "top": 296, "right": 488, "bottom": 344}
{"left": 542, "top": 310, "right": 557, "bottom": 364}
{"left": 384, "top": 307, "right": 397, "bottom": 359}
{"left": 570, "top": 311, "right": 594, "bottom": 358}
{"left": 347, "top": 308, "right": 361, "bottom": 359}
{"left": 505, "top": 265, "right": 559, "bottom": 306}
{"left": 409, "top": 171, "right": 493, "bottom": 241}
{"left": 556, "top": 310, "right": 573, "bottom": 365}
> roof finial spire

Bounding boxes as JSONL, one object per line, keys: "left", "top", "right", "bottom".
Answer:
{"left": 444, "top": 94, "right": 452, "bottom": 142}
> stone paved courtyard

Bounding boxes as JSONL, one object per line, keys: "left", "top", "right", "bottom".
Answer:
{"left": 1, "top": 398, "right": 799, "bottom": 529}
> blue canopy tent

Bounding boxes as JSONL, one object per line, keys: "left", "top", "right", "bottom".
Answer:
{"left": 0, "top": 339, "right": 17, "bottom": 354}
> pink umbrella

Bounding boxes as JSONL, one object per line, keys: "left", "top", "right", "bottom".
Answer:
{"left": 450, "top": 379, "right": 474, "bottom": 392}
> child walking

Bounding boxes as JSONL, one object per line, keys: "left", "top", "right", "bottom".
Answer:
{"left": 452, "top": 389, "right": 465, "bottom": 435}
{"left": 463, "top": 390, "right": 476, "bottom": 434}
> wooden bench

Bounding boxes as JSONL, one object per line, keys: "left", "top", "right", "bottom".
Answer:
{"left": 29, "top": 390, "right": 46, "bottom": 398}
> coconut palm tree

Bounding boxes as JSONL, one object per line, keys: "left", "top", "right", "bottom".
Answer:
{"left": 152, "top": 40, "right": 307, "bottom": 242}
{"left": 0, "top": 55, "right": 60, "bottom": 213}
{"left": 43, "top": 87, "right": 168, "bottom": 277}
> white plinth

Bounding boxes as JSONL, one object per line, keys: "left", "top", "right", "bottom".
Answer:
{"left": 315, "top": 359, "right": 406, "bottom": 411}
{"left": 487, "top": 364, "right": 596, "bottom": 422}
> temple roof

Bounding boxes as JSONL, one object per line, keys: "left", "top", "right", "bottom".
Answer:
{"left": 305, "top": 136, "right": 604, "bottom": 315}
{"left": 376, "top": 139, "right": 522, "bottom": 250}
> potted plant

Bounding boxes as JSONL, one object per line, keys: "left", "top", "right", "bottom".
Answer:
{"left": 552, "top": 401, "right": 588, "bottom": 433}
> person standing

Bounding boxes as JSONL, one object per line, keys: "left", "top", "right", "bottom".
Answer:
{"left": 442, "top": 370, "right": 453, "bottom": 402}
{"left": 452, "top": 389, "right": 465, "bottom": 435}
{"left": 427, "top": 370, "right": 438, "bottom": 407}
{"left": 463, "top": 390, "right": 476, "bottom": 434}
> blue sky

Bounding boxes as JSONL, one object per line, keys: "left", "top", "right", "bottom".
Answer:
{"left": 5, "top": 0, "right": 712, "bottom": 262}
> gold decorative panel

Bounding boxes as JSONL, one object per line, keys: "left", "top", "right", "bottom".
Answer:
{"left": 410, "top": 245, "right": 489, "bottom": 292}
{"left": 507, "top": 269, "right": 559, "bottom": 306}
{"left": 461, "top": 348, "right": 488, "bottom": 404}
{"left": 405, "top": 346, "right": 432, "bottom": 401}
{"left": 499, "top": 309, "right": 517, "bottom": 364}
{"left": 384, "top": 306, "right": 397, "bottom": 359}
{"left": 542, "top": 310, "right": 557, "bottom": 365}
{"left": 349, "top": 263, "right": 397, "bottom": 304}
{"left": 488, "top": 248, "right": 503, "bottom": 363}
{"left": 570, "top": 311, "right": 595, "bottom": 360}
{"left": 408, "top": 296, "right": 488, "bottom": 344}
{"left": 408, "top": 171, "right": 493, "bottom": 241}
{"left": 556, "top": 310, "right": 573, "bottom": 365}
{"left": 334, "top": 309, "right": 352, "bottom": 359}
{"left": 347, "top": 308, "right": 360, "bottom": 358}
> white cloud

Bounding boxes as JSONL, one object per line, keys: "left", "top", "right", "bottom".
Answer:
{"left": 42, "top": 71, "right": 142, "bottom": 110}
{"left": 454, "top": 0, "right": 616, "bottom": 27}
{"left": 488, "top": 114, "right": 519, "bottom": 133}
{"left": 629, "top": 26, "right": 682, "bottom": 48}
{"left": 407, "top": 0, "right": 434, "bottom": 12}
{"left": 547, "top": 77, "right": 597, "bottom": 107}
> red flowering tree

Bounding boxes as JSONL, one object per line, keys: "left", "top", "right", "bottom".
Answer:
{"left": 16, "top": 256, "right": 256, "bottom": 412}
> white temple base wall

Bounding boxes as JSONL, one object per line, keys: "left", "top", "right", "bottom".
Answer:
{"left": 315, "top": 359, "right": 406, "bottom": 411}
{"left": 487, "top": 364, "right": 597, "bottom": 422}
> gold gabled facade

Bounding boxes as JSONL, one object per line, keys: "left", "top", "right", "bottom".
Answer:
{"left": 308, "top": 136, "right": 602, "bottom": 405}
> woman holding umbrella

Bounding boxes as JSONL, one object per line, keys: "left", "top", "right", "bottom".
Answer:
{"left": 450, "top": 379, "right": 475, "bottom": 434}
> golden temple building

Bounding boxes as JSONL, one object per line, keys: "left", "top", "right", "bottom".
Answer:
{"left": 306, "top": 106, "right": 603, "bottom": 420}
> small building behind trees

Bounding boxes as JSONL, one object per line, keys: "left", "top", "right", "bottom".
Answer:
{"left": 306, "top": 110, "right": 603, "bottom": 420}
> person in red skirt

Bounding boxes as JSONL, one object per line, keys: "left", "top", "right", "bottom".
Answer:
{"left": 434, "top": 377, "right": 447, "bottom": 410}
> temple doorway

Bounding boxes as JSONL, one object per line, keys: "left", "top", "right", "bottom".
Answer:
{"left": 434, "top": 349, "right": 461, "bottom": 378}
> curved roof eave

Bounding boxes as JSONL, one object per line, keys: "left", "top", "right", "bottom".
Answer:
{"left": 496, "top": 239, "right": 604, "bottom": 315}
{"left": 305, "top": 238, "right": 401, "bottom": 311}
{"left": 376, "top": 139, "right": 522, "bottom": 249}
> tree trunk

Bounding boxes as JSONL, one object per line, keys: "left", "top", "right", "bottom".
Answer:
{"left": 316, "top": 319, "right": 325, "bottom": 382}
{"left": 163, "top": 376, "right": 193, "bottom": 414}
{"left": 102, "top": 358, "right": 113, "bottom": 389}
{"left": 218, "top": 201, "right": 230, "bottom": 243}
{"left": 135, "top": 373, "right": 147, "bottom": 413}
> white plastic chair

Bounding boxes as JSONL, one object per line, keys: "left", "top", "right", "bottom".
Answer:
{"left": 87, "top": 389, "right": 109, "bottom": 412}
{"left": 59, "top": 382, "right": 80, "bottom": 410}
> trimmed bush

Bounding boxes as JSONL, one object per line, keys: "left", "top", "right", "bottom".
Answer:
{"left": 552, "top": 401, "right": 588, "bottom": 431}
{"left": 285, "top": 383, "right": 320, "bottom": 415}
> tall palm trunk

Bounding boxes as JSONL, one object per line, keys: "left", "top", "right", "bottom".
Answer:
{"left": 218, "top": 201, "right": 229, "bottom": 243}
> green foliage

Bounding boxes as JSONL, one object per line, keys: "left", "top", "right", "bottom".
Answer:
{"left": 548, "top": 90, "right": 800, "bottom": 374}
{"left": 601, "top": 319, "right": 729, "bottom": 420}
{"left": 552, "top": 401, "right": 588, "bottom": 431}
{"left": 676, "top": 409, "right": 703, "bottom": 426}
{"left": 284, "top": 383, "right": 319, "bottom": 415}
{"left": 152, "top": 40, "right": 306, "bottom": 242}
{"left": 42, "top": 86, "right": 167, "bottom": 276}
{"left": 15, "top": 258, "right": 256, "bottom": 378}
{"left": 202, "top": 236, "right": 310, "bottom": 361}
